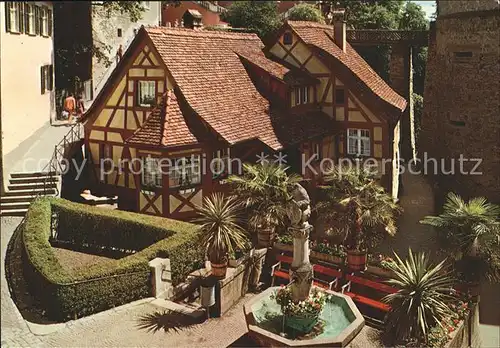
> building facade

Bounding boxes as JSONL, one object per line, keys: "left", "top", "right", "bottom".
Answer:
{"left": 0, "top": 1, "right": 55, "bottom": 192}
{"left": 81, "top": 17, "right": 406, "bottom": 220}
{"left": 162, "top": 1, "right": 227, "bottom": 28}
{"left": 421, "top": 0, "right": 500, "bottom": 204}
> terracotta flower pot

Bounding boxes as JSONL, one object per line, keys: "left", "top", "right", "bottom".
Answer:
{"left": 210, "top": 260, "right": 228, "bottom": 279}
{"left": 347, "top": 250, "right": 367, "bottom": 271}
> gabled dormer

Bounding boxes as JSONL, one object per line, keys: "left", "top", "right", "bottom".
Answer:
{"left": 237, "top": 50, "right": 319, "bottom": 110}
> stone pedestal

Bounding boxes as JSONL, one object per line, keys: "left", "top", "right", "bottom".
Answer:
{"left": 149, "top": 257, "right": 172, "bottom": 299}
{"left": 289, "top": 224, "right": 314, "bottom": 302}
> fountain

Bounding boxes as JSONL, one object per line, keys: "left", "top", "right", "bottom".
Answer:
{"left": 244, "top": 184, "right": 365, "bottom": 347}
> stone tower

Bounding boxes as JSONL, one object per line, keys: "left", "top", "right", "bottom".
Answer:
{"left": 421, "top": 0, "right": 500, "bottom": 204}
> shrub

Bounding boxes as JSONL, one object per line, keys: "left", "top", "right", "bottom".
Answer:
{"left": 22, "top": 197, "right": 203, "bottom": 320}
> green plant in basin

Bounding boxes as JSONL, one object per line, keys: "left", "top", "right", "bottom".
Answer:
{"left": 271, "top": 286, "right": 331, "bottom": 333}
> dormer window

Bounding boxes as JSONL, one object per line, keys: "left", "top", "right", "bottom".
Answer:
{"left": 335, "top": 88, "right": 345, "bottom": 105}
{"left": 137, "top": 80, "right": 156, "bottom": 107}
{"left": 283, "top": 32, "right": 293, "bottom": 45}
{"left": 294, "top": 86, "right": 309, "bottom": 106}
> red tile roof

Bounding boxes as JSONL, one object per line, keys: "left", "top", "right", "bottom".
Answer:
{"left": 270, "top": 108, "right": 337, "bottom": 147}
{"left": 144, "top": 26, "right": 284, "bottom": 150}
{"left": 287, "top": 21, "right": 407, "bottom": 111}
{"left": 236, "top": 50, "right": 318, "bottom": 85}
{"left": 126, "top": 90, "right": 199, "bottom": 148}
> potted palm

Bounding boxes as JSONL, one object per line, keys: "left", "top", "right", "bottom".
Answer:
{"left": 316, "top": 165, "right": 401, "bottom": 271}
{"left": 383, "top": 249, "right": 456, "bottom": 346}
{"left": 420, "top": 193, "right": 500, "bottom": 298}
{"left": 197, "top": 193, "right": 249, "bottom": 279}
{"left": 228, "top": 162, "right": 302, "bottom": 248}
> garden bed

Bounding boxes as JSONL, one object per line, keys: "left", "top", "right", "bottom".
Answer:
{"left": 21, "top": 197, "right": 204, "bottom": 321}
{"left": 52, "top": 247, "right": 116, "bottom": 273}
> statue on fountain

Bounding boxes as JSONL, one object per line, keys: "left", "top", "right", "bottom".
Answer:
{"left": 286, "top": 183, "right": 314, "bottom": 302}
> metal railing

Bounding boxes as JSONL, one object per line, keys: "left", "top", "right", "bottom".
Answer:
{"left": 33, "top": 122, "right": 85, "bottom": 198}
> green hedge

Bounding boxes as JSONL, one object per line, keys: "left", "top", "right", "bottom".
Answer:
{"left": 22, "top": 197, "right": 204, "bottom": 320}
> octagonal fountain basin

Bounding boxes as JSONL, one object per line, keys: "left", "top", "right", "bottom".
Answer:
{"left": 244, "top": 287, "right": 365, "bottom": 347}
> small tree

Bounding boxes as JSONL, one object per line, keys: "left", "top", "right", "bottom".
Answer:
{"left": 197, "top": 193, "right": 249, "bottom": 277}
{"left": 383, "top": 249, "right": 455, "bottom": 345}
{"left": 287, "top": 4, "right": 325, "bottom": 24}
{"left": 316, "top": 165, "right": 401, "bottom": 251}
{"left": 228, "top": 163, "right": 302, "bottom": 246}
{"left": 421, "top": 193, "right": 500, "bottom": 283}
{"left": 221, "top": 1, "right": 281, "bottom": 39}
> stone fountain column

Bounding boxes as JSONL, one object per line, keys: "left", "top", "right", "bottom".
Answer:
{"left": 287, "top": 184, "right": 314, "bottom": 302}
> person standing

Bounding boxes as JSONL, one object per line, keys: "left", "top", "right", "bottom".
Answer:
{"left": 63, "top": 93, "right": 76, "bottom": 123}
{"left": 116, "top": 44, "right": 123, "bottom": 64}
{"left": 76, "top": 95, "right": 85, "bottom": 119}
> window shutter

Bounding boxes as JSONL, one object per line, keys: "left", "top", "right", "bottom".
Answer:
{"left": 40, "top": 66, "right": 46, "bottom": 94}
{"left": 24, "top": 3, "right": 29, "bottom": 34}
{"left": 34, "top": 6, "right": 39, "bottom": 35}
{"left": 48, "top": 65, "right": 53, "bottom": 90}
{"left": 17, "top": 2, "right": 24, "bottom": 33}
{"left": 5, "top": 2, "right": 11, "bottom": 32}
{"left": 47, "top": 8, "right": 52, "bottom": 36}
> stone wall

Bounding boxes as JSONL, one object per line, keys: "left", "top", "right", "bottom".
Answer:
{"left": 420, "top": 11, "right": 500, "bottom": 204}
{"left": 91, "top": 2, "right": 161, "bottom": 91}
{"left": 438, "top": 0, "right": 499, "bottom": 16}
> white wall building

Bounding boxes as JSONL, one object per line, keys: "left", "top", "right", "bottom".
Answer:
{"left": 0, "top": 1, "right": 55, "bottom": 191}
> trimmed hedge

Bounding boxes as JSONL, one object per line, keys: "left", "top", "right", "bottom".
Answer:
{"left": 22, "top": 197, "right": 204, "bottom": 320}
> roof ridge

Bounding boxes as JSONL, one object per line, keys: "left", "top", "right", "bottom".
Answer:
{"left": 287, "top": 20, "right": 333, "bottom": 30}
{"left": 145, "top": 26, "right": 261, "bottom": 40}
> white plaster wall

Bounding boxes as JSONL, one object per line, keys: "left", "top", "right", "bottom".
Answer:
{"left": 91, "top": 1, "right": 161, "bottom": 90}
{"left": 0, "top": 1, "right": 55, "bottom": 156}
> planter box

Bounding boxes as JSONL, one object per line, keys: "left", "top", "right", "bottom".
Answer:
{"left": 274, "top": 242, "right": 293, "bottom": 253}
{"left": 366, "top": 265, "right": 395, "bottom": 278}
{"left": 228, "top": 253, "right": 250, "bottom": 268}
{"left": 310, "top": 251, "right": 344, "bottom": 265}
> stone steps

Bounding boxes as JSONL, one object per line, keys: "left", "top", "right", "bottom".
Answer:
{"left": 0, "top": 172, "right": 60, "bottom": 216}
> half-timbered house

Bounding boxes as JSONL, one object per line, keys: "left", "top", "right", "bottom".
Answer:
{"left": 81, "top": 12, "right": 406, "bottom": 220}
{"left": 264, "top": 16, "right": 407, "bottom": 197}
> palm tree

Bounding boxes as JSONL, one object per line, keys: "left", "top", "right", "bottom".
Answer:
{"left": 383, "top": 249, "right": 455, "bottom": 345}
{"left": 197, "top": 193, "right": 249, "bottom": 278}
{"left": 317, "top": 165, "right": 401, "bottom": 255}
{"left": 420, "top": 193, "right": 500, "bottom": 283}
{"left": 228, "top": 162, "right": 302, "bottom": 247}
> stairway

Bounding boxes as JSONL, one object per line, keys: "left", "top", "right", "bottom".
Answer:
{"left": 0, "top": 172, "right": 60, "bottom": 216}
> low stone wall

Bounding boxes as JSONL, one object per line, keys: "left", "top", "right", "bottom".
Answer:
{"left": 216, "top": 248, "right": 267, "bottom": 315}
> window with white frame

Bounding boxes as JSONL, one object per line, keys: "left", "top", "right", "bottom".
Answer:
{"left": 5, "top": 2, "right": 20, "bottom": 33}
{"left": 26, "top": 4, "right": 34, "bottom": 35}
{"left": 212, "top": 148, "right": 230, "bottom": 179}
{"left": 137, "top": 81, "right": 156, "bottom": 107}
{"left": 41, "top": 6, "right": 48, "bottom": 36}
{"left": 169, "top": 155, "right": 201, "bottom": 188}
{"left": 294, "top": 86, "right": 309, "bottom": 106}
{"left": 141, "top": 157, "right": 162, "bottom": 189}
{"left": 347, "top": 129, "right": 371, "bottom": 157}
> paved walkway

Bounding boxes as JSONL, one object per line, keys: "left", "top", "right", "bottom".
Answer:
{"left": 5, "top": 124, "right": 70, "bottom": 176}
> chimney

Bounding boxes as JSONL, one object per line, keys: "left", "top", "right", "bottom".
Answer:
{"left": 332, "top": 8, "right": 346, "bottom": 52}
